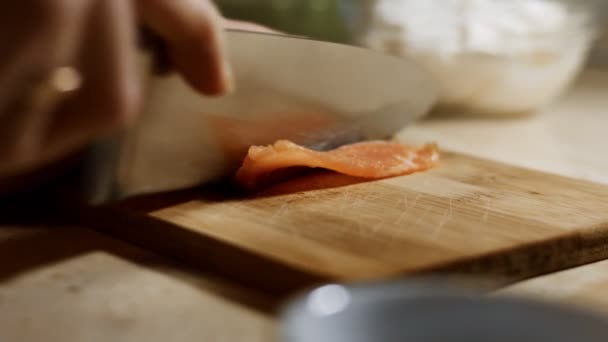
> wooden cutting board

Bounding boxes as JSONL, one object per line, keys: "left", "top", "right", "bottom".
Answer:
{"left": 87, "top": 150, "right": 608, "bottom": 295}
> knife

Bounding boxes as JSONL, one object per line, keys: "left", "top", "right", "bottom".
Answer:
{"left": 80, "top": 29, "right": 438, "bottom": 205}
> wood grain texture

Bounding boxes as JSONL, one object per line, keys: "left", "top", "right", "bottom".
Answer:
{"left": 86, "top": 150, "right": 608, "bottom": 295}
{"left": 2, "top": 68, "right": 608, "bottom": 342}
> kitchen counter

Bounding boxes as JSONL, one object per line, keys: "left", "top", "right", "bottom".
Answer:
{"left": 400, "top": 69, "right": 608, "bottom": 185}
{"left": 0, "top": 226, "right": 274, "bottom": 342}
{"left": 1, "top": 69, "right": 608, "bottom": 341}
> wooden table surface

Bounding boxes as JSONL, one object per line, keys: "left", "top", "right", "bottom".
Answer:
{"left": 2, "top": 69, "right": 608, "bottom": 341}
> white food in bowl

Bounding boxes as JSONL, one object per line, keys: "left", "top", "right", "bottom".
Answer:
{"left": 358, "top": 0, "right": 597, "bottom": 116}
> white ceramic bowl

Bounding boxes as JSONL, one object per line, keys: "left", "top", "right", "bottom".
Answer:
{"left": 354, "top": 0, "right": 602, "bottom": 116}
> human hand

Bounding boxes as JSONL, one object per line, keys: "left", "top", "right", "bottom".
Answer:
{"left": 0, "top": 0, "right": 236, "bottom": 180}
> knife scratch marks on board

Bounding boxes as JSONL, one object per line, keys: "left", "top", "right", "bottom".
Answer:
{"left": 394, "top": 210, "right": 409, "bottom": 226}
{"left": 280, "top": 202, "right": 301, "bottom": 236}
{"left": 337, "top": 191, "right": 352, "bottom": 215}
{"left": 394, "top": 192, "right": 427, "bottom": 227}
{"left": 270, "top": 202, "right": 294, "bottom": 235}
{"left": 483, "top": 196, "right": 492, "bottom": 223}
{"left": 400, "top": 194, "right": 409, "bottom": 209}
{"left": 394, "top": 194, "right": 411, "bottom": 225}
{"left": 432, "top": 198, "right": 454, "bottom": 238}
{"left": 270, "top": 203, "right": 288, "bottom": 220}
{"left": 349, "top": 192, "right": 365, "bottom": 212}
{"left": 410, "top": 193, "right": 422, "bottom": 212}
{"left": 365, "top": 190, "right": 383, "bottom": 204}
{"left": 343, "top": 192, "right": 366, "bottom": 235}
{"left": 202, "top": 206, "right": 225, "bottom": 223}
{"left": 345, "top": 193, "right": 360, "bottom": 209}
{"left": 415, "top": 204, "right": 432, "bottom": 225}
{"left": 358, "top": 191, "right": 386, "bottom": 237}
{"left": 353, "top": 217, "right": 365, "bottom": 237}
{"left": 370, "top": 221, "right": 385, "bottom": 235}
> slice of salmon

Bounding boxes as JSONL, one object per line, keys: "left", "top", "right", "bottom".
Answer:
{"left": 208, "top": 113, "right": 336, "bottom": 170}
{"left": 235, "top": 140, "right": 440, "bottom": 190}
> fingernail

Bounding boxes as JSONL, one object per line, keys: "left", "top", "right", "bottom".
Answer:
{"left": 222, "top": 60, "right": 235, "bottom": 95}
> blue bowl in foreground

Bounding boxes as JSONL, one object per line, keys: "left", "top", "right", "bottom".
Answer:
{"left": 279, "top": 279, "right": 608, "bottom": 342}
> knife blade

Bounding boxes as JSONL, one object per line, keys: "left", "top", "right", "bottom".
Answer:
{"left": 81, "top": 29, "right": 438, "bottom": 205}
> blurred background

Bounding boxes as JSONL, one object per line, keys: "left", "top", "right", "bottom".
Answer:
{"left": 217, "top": 0, "right": 608, "bottom": 116}
{"left": 216, "top": 0, "right": 608, "bottom": 60}
{"left": 217, "top": 0, "right": 359, "bottom": 44}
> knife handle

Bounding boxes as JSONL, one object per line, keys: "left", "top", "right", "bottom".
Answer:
{"left": 76, "top": 27, "right": 163, "bottom": 206}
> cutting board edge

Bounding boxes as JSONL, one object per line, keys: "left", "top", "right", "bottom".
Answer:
{"left": 82, "top": 202, "right": 608, "bottom": 296}
{"left": 73, "top": 150, "right": 608, "bottom": 297}
{"left": 438, "top": 150, "right": 608, "bottom": 188}
{"left": 416, "top": 225, "right": 608, "bottom": 287}
{"left": 79, "top": 205, "right": 334, "bottom": 297}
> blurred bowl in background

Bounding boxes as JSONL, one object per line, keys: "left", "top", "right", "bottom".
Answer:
{"left": 353, "top": 0, "right": 605, "bottom": 117}
{"left": 216, "top": 1, "right": 606, "bottom": 118}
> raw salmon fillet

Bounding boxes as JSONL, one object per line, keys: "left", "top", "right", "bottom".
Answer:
{"left": 235, "top": 140, "right": 440, "bottom": 190}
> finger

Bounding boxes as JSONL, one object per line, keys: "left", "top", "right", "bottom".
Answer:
{"left": 45, "top": 0, "right": 141, "bottom": 161}
{"left": 0, "top": 0, "right": 92, "bottom": 175}
{"left": 0, "top": 68, "right": 81, "bottom": 175}
{"left": 0, "top": 0, "right": 91, "bottom": 112}
{"left": 136, "top": 0, "right": 233, "bottom": 96}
